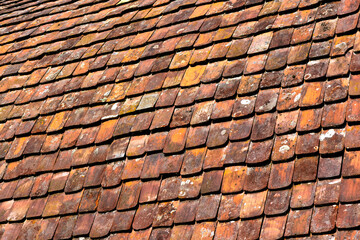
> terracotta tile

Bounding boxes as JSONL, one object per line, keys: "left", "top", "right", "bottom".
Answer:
{"left": 315, "top": 179, "right": 341, "bottom": 205}
{"left": 174, "top": 200, "right": 199, "bottom": 224}
{"left": 46, "top": 111, "right": 70, "bottom": 133}
{"left": 251, "top": 113, "right": 276, "bottom": 141}
{"left": 180, "top": 65, "right": 206, "bottom": 87}
{"left": 196, "top": 194, "right": 221, "bottom": 221}
{"left": 244, "top": 165, "right": 271, "bottom": 192}
{"left": 277, "top": 86, "right": 302, "bottom": 111}
{"left": 186, "top": 126, "right": 209, "bottom": 148}
{"left": 201, "top": 170, "right": 223, "bottom": 194}
{"left": 223, "top": 59, "right": 246, "bottom": 77}
{"left": 270, "top": 28, "right": 293, "bottom": 49}
{"left": 171, "top": 106, "right": 194, "bottom": 127}
{"left": 98, "top": 187, "right": 121, "bottom": 213}
{"left": 268, "top": 161, "right": 294, "bottom": 189}
{"left": 106, "top": 137, "right": 129, "bottom": 161}
{"left": 272, "top": 133, "right": 297, "bottom": 161}
{"left": 82, "top": 165, "right": 105, "bottom": 188}
{"left": 246, "top": 139, "right": 273, "bottom": 164}
{"left": 90, "top": 212, "right": 114, "bottom": 238}
{"left": 311, "top": 205, "right": 338, "bottom": 234}
{"left": 141, "top": 153, "right": 163, "bottom": 179}
{"left": 254, "top": 15, "right": 276, "bottom": 32}
{"left": 240, "top": 191, "right": 267, "bottom": 218}
{"left": 284, "top": 209, "right": 312, "bottom": 237}
{"left": 331, "top": 34, "right": 355, "bottom": 57}
{"left": 290, "top": 182, "right": 316, "bottom": 208}
{"left": 273, "top": 13, "right": 296, "bottom": 29}
{"left": 218, "top": 193, "right": 243, "bottom": 221}
{"left": 208, "top": 42, "right": 231, "bottom": 60}
{"left": 293, "top": 8, "right": 317, "bottom": 25}
{"left": 293, "top": 156, "right": 318, "bottom": 182}
{"left": 337, "top": 13, "right": 359, "bottom": 34}
{"left": 215, "top": 221, "right": 239, "bottom": 239}
{"left": 145, "top": 132, "right": 167, "bottom": 152}
{"left": 101, "top": 161, "right": 124, "bottom": 188}
{"left": 238, "top": 218, "right": 263, "bottom": 240}
{"left": 175, "top": 87, "right": 198, "bottom": 106}
{"left": 64, "top": 167, "right": 87, "bottom": 193}
{"left": 340, "top": 178, "right": 360, "bottom": 202}
{"left": 244, "top": 54, "right": 267, "bottom": 74}
{"left": 259, "top": 1, "right": 281, "bottom": 15}
{"left": 260, "top": 215, "right": 287, "bottom": 239}
{"left": 200, "top": 61, "right": 226, "bottom": 83}
{"left": 310, "top": 40, "right": 332, "bottom": 58}
{"left": 342, "top": 150, "right": 360, "bottom": 177}
{"left": 190, "top": 101, "right": 213, "bottom": 125}
{"left": 75, "top": 186, "right": 99, "bottom": 212}
{"left": 320, "top": 128, "right": 345, "bottom": 154}
{"left": 337, "top": 203, "right": 360, "bottom": 228}
{"left": 5, "top": 136, "right": 29, "bottom": 160}
{"left": 178, "top": 175, "right": 203, "bottom": 199}
{"left": 189, "top": 46, "right": 212, "bottom": 64}
{"left": 215, "top": 78, "right": 240, "bottom": 100}
{"left": 265, "top": 189, "right": 291, "bottom": 215}
{"left": 287, "top": 43, "right": 311, "bottom": 65}
{"left": 117, "top": 180, "right": 142, "bottom": 210}
{"left": 327, "top": 51, "right": 352, "bottom": 77}
{"left": 176, "top": 33, "right": 199, "bottom": 49}
{"left": 126, "top": 135, "right": 147, "bottom": 158}
{"left": 345, "top": 125, "right": 360, "bottom": 149}
{"left": 295, "top": 132, "right": 320, "bottom": 155}
{"left": 121, "top": 158, "right": 144, "bottom": 180}
{"left": 318, "top": 156, "right": 342, "bottom": 179}
{"left": 76, "top": 126, "right": 99, "bottom": 147}
{"left": 180, "top": 148, "right": 206, "bottom": 176}
{"left": 265, "top": 48, "right": 289, "bottom": 71}
{"left": 255, "top": 89, "right": 279, "bottom": 113}
{"left": 282, "top": 64, "right": 305, "bottom": 87}
{"left": 191, "top": 222, "right": 216, "bottom": 240}
{"left": 207, "top": 121, "right": 230, "bottom": 148}
{"left": 325, "top": 79, "right": 349, "bottom": 103}
{"left": 48, "top": 172, "right": 68, "bottom": 193}
{"left": 297, "top": 108, "right": 323, "bottom": 132}
{"left": 233, "top": 21, "right": 256, "bottom": 38}
{"left": 248, "top": 32, "right": 273, "bottom": 54}
{"left": 163, "top": 128, "right": 188, "bottom": 153}
{"left": 238, "top": 74, "right": 261, "bottom": 95}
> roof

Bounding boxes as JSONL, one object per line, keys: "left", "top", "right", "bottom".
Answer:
{"left": 0, "top": 0, "right": 359, "bottom": 238}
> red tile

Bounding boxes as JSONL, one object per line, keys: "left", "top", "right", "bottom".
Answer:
{"left": 179, "top": 175, "right": 203, "bottom": 199}
{"left": 293, "top": 156, "right": 318, "bottom": 182}
{"left": 98, "top": 187, "right": 121, "bottom": 212}
{"left": 246, "top": 139, "right": 273, "bottom": 164}
{"left": 214, "top": 221, "right": 238, "bottom": 240}
{"left": 111, "top": 210, "right": 136, "bottom": 232}
{"left": 174, "top": 200, "right": 199, "bottom": 224}
{"left": 337, "top": 13, "right": 359, "bottom": 34}
{"left": 337, "top": 203, "right": 360, "bottom": 228}
{"left": 295, "top": 132, "right": 320, "bottom": 155}
{"left": 244, "top": 165, "right": 271, "bottom": 192}
{"left": 162, "top": 128, "right": 187, "bottom": 153}
{"left": 240, "top": 191, "right": 267, "bottom": 218}
{"left": 117, "top": 180, "right": 142, "bottom": 210}
{"left": 251, "top": 113, "right": 276, "bottom": 140}
{"left": 327, "top": 51, "right": 352, "bottom": 77}
{"left": 315, "top": 179, "right": 341, "bottom": 205}
{"left": 318, "top": 156, "right": 342, "bottom": 179}
{"left": 90, "top": 212, "right": 114, "bottom": 238}
{"left": 201, "top": 170, "right": 223, "bottom": 194}
{"left": 181, "top": 148, "right": 206, "bottom": 176}
{"left": 196, "top": 194, "right": 221, "bottom": 221}
{"left": 268, "top": 161, "right": 294, "bottom": 189}
{"left": 265, "top": 189, "right": 291, "bottom": 215}
{"left": 238, "top": 218, "right": 263, "bottom": 240}
{"left": 218, "top": 193, "right": 243, "bottom": 221}
{"left": 284, "top": 209, "right": 312, "bottom": 237}
{"left": 340, "top": 178, "right": 360, "bottom": 202}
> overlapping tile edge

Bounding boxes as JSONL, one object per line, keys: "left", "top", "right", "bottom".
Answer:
{"left": 1, "top": 0, "right": 360, "bottom": 239}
